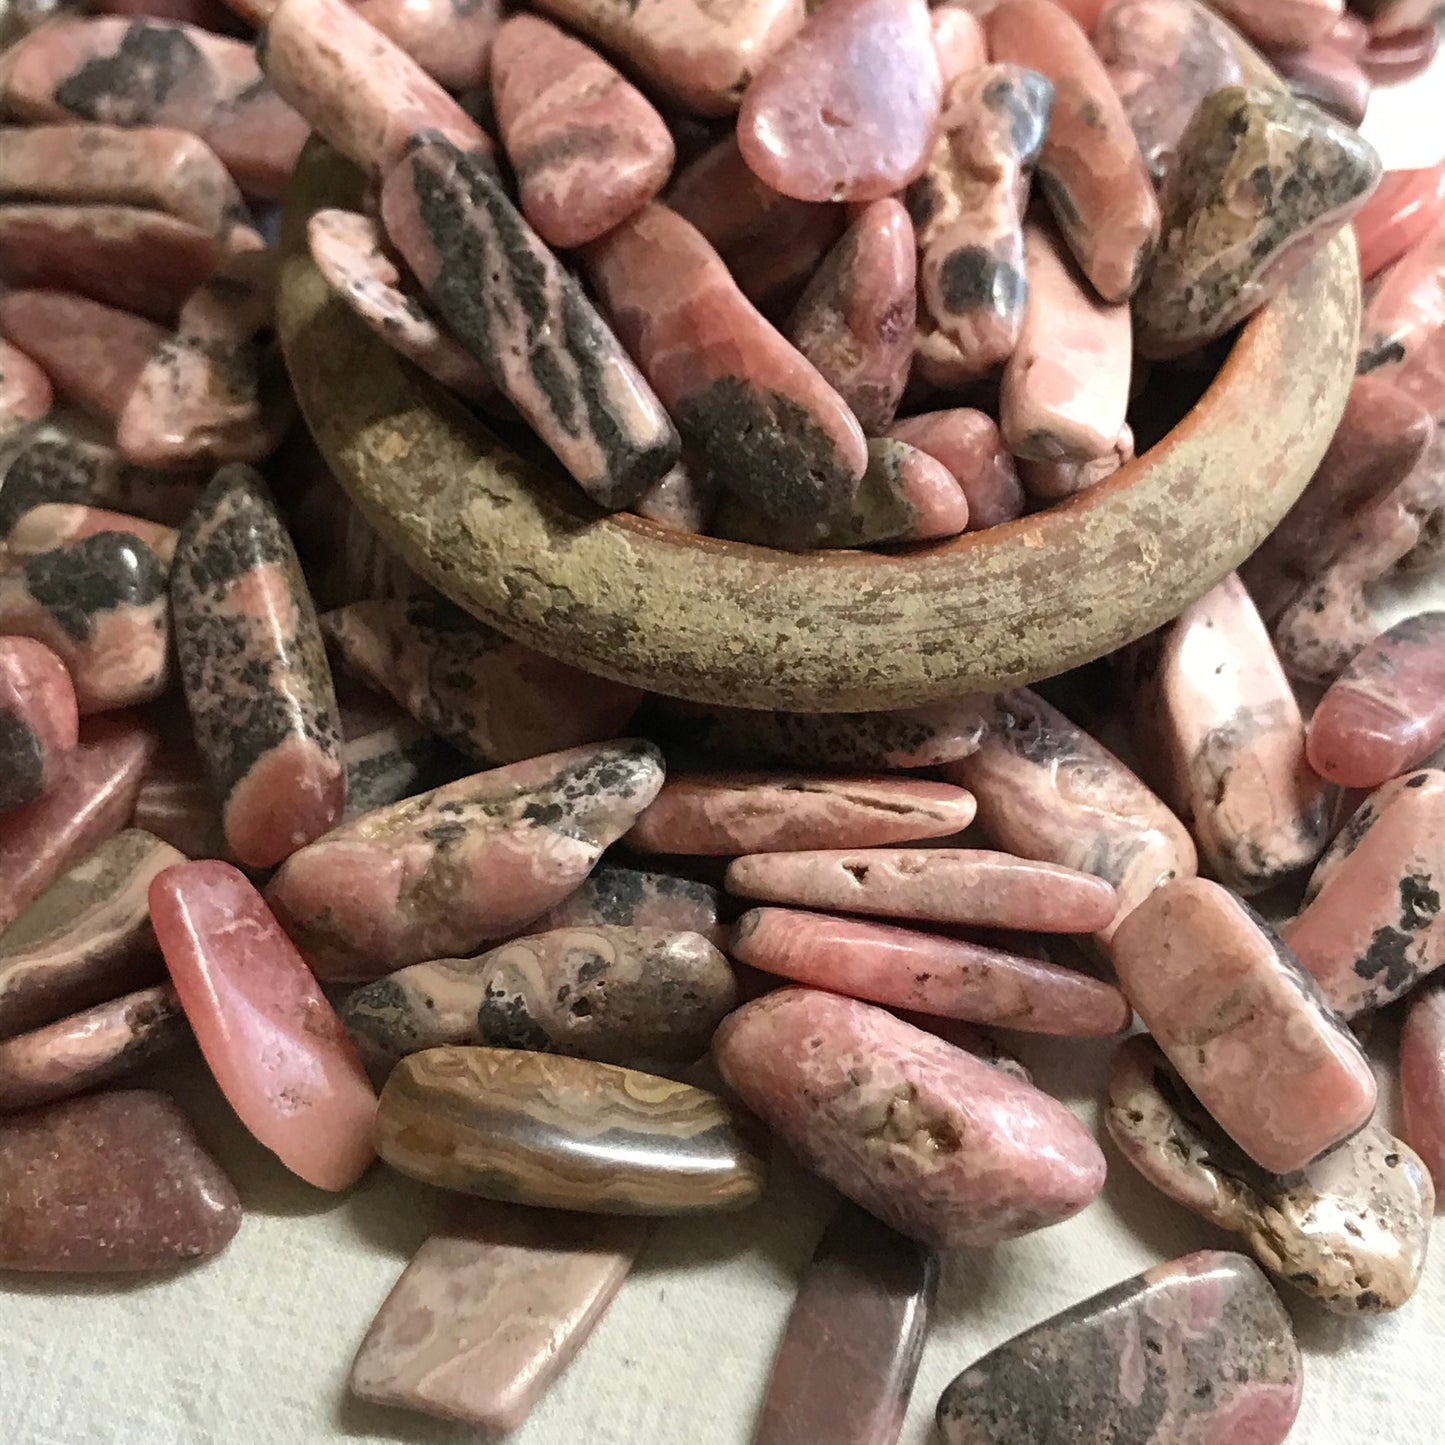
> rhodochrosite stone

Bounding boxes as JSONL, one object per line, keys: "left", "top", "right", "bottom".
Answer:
{"left": 0, "top": 636, "right": 77, "bottom": 814}
{"left": 713, "top": 988, "right": 1106, "bottom": 1248}
{"left": 150, "top": 860, "right": 378, "bottom": 1191}
{"left": 737, "top": 0, "right": 940, "bottom": 204}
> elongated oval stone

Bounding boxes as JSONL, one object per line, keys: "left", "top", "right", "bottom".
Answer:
{"left": 1400, "top": 982, "right": 1445, "bottom": 1193}
{"left": 583, "top": 202, "right": 867, "bottom": 547}
{"left": 1107, "top": 1034, "right": 1433, "bottom": 1314}
{"left": 1109, "top": 877, "right": 1376, "bottom": 1173}
{"left": 1354, "top": 162, "right": 1445, "bottom": 281}
{"left": 0, "top": 337, "right": 52, "bottom": 437}
{"left": 0, "top": 1088, "right": 240, "bottom": 1271}
{"left": 752, "top": 1203, "right": 937, "bottom": 1445}
{"left": 171, "top": 465, "right": 344, "bottom": 869}
{"left": 383, "top": 139, "right": 679, "bottom": 511}
{"left": 0, "top": 530, "right": 170, "bottom": 713}
{"left": 526, "top": 862, "right": 727, "bottom": 946}
{"left": 350, "top": 1201, "right": 646, "bottom": 1432}
{"left": 7, "top": 504, "right": 178, "bottom": 566}
{"left": 0, "top": 829, "right": 180, "bottom": 1039}
{"left": 352, "top": 0, "right": 499, "bottom": 91}
{"left": 0, "top": 983, "right": 186, "bottom": 1112}
{"left": 491, "top": 14, "right": 674, "bottom": 250}
{"left": 628, "top": 772, "right": 976, "bottom": 855}
{"left": 715, "top": 988, "right": 1104, "bottom": 1247}
{"left": 785, "top": 198, "right": 916, "bottom": 435}
{"left": 1135, "top": 85, "right": 1381, "bottom": 359}
{"left": 0, "top": 635, "right": 77, "bottom": 815}
{"left": 0, "top": 713, "right": 156, "bottom": 931}
{"left": 0, "top": 123, "right": 244, "bottom": 235}
{"left": 267, "top": 740, "right": 665, "bottom": 980}
{"left": 260, "top": 0, "right": 492, "bottom": 178}
{"left": 734, "top": 907, "right": 1130, "bottom": 1034}
{"left": 886, "top": 410, "right": 1024, "bottom": 530}
{"left": 341, "top": 926, "right": 736, "bottom": 1073}
{"left": 935, "top": 1251, "right": 1302, "bottom": 1445}
{"left": 726, "top": 848, "right": 1119, "bottom": 933}
{"left": 151, "top": 860, "right": 378, "bottom": 1191}
{"left": 1119, "top": 573, "right": 1331, "bottom": 894}
{"left": 321, "top": 597, "right": 641, "bottom": 765}
{"left": 376, "top": 1045, "right": 767, "bottom": 1212}
{"left": 737, "top": 0, "right": 940, "bottom": 204}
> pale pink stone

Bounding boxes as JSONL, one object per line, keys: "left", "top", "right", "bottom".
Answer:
{"left": 733, "top": 906, "right": 1131, "bottom": 1034}
{"left": 1109, "top": 876, "right": 1377, "bottom": 1174}
{"left": 713, "top": 988, "right": 1106, "bottom": 1248}
{"left": 353, "top": 0, "right": 499, "bottom": 91}
{"left": 6, "top": 504, "right": 178, "bottom": 566}
{"left": 1001, "top": 219, "right": 1132, "bottom": 462}
{"left": 0, "top": 290, "right": 162, "bottom": 425}
{"left": 725, "top": 847, "right": 1119, "bottom": 932}
{"left": 0, "top": 713, "right": 157, "bottom": 931}
{"left": 1354, "top": 163, "right": 1445, "bottom": 282}
{"left": 943, "top": 687, "right": 1196, "bottom": 941}
{"left": 0, "top": 337, "right": 53, "bottom": 435}
{"left": 0, "top": 636, "right": 79, "bottom": 815}
{"left": 1208, "top": 0, "right": 1344, "bottom": 51}
{"left": 1283, "top": 769, "right": 1445, "bottom": 1018}
{"left": 737, "top": 0, "right": 941, "bottom": 204}
{"left": 1400, "top": 983, "right": 1445, "bottom": 1193}
{"left": 628, "top": 772, "right": 977, "bottom": 854}
{"left": 491, "top": 15, "right": 675, "bottom": 250}
{"left": 886, "top": 409, "right": 1024, "bottom": 529}
{"left": 150, "top": 860, "right": 378, "bottom": 1191}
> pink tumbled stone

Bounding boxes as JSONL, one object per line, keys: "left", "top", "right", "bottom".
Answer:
{"left": 0, "top": 337, "right": 53, "bottom": 435}
{"left": 0, "top": 637, "right": 78, "bottom": 816}
{"left": 886, "top": 409, "right": 1025, "bottom": 529}
{"left": 713, "top": 988, "right": 1106, "bottom": 1248}
{"left": 491, "top": 15, "right": 675, "bottom": 250}
{"left": 627, "top": 772, "right": 977, "bottom": 854}
{"left": 1354, "top": 164, "right": 1445, "bottom": 283}
{"left": 1109, "top": 877, "right": 1377, "bottom": 1174}
{"left": 733, "top": 907, "right": 1131, "bottom": 1034}
{"left": 1307, "top": 613, "right": 1445, "bottom": 788}
{"left": 150, "top": 860, "right": 378, "bottom": 1191}
{"left": 1400, "top": 983, "right": 1445, "bottom": 1194}
{"left": 725, "top": 847, "right": 1119, "bottom": 932}
{"left": 737, "top": 0, "right": 941, "bottom": 204}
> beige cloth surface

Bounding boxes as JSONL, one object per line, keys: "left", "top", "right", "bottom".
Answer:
{"left": 4, "top": 55, "right": 1445, "bottom": 1445}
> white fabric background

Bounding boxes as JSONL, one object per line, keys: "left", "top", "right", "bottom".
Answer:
{"left": 4, "top": 61, "right": 1445, "bottom": 1445}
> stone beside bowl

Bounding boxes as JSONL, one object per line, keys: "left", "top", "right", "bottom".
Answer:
{"left": 275, "top": 49, "right": 1360, "bottom": 713}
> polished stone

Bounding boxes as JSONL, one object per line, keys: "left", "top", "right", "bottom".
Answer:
{"left": 714, "top": 988, "right": 1105, "bottom": 1248}
{"left": 375, "top": 1046, "right": 767, "bottom": 1212}
{"left": 151, "top": 860, "right": 378, "bottom": 1191}
{"left": 886, "top": 410, "right": 1024, "bottom": 529}
{"left": 0, "top": 635, "right": 77, "bottom": 815}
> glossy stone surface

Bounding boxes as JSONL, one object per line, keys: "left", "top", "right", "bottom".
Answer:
{"left": 935, "top": 1251, "right": 1302, "bottom": 1445}
{"left": 737, "top": 0, "right": 940, "bottom": 204}
{"left": 583, "top": 202, "right": 867, "bottom": 547}
{"left": 1120, "top": 573, "right": 1331, "bottom": 894}
{"left": 1208, "top": 0, "right": 1342, "bottom": 50}
{"left": 0, "top": 123, "right": 244, "bottom": 234}
{"left": 1002, "top": 219, "right": 1132, "bottom": 463}
{"left": 349, "top": 1201, "right": 645, "bottom": 1432}
{"left": 375, "top": 1046, "right": 767, "bottom": 1212}
{"left": 384, "top": 139, "right": 679, "bottom": 511}
{"left": 267, "top": 740, "right": 664, "bottom": 980}
{"left": 733, "top": 907, "right": 1130, "bottom": 1034}
{"left": 752, "top": 1203, "right": 937, "bottom": 1445}
{"left": 886, "top": 410, "right": 1024, "bottom": 529}
{"left": 0, "top": 829, "right": 179, "bottom": 1039}
{"left": 1354, "top": 162, "right": 1445, "bottom": 281}
{"left": 1109, "top": 877, "right": 1376, "bottom": 1173}
{"left": 0, "top": 983, "right": 185, "bottom": 1112}
{"left": 726, "top": 847, "right": 1118, "bottom": 933}
{"left": 0, "top": 337, "right": 51, "bottom": 437}
{"left": 1136, "top": 85, "right": 1381, "bottom": 359}
{"left": 0, "top": 714, "right": 156, "bottom": 932}
{"left": 492, "top": 15, "right": 674, "bottom": 250}
{"left": 525, "top": 862, "right": 727, "bottom": 947}
{"left": 943, "top": 687, "right": 1194, "bottom": 940}
{"left": 628, "top": 771, "right": 976, "bottom": 855}
{"left": 0, "top": 1089, "right": 237, "bottom": 1272}
{"left": 1094, "top": 0, "right": 1241, "bottom": 184}
{"left": 171, "top": 466, "right": 343, "bottom": 868}
{"left": 353, "top": 0, "right": 499, "bottom": 91}
{"left": 341, "top": 926, "right": 736, "bottom": 1074}
{"left": 321, "top": 597, "right": 641, "bottom": 765}
{"left": 988, "top": 0, "right": 1158, "bottom": 303}
{"left": 912, "top": 63, "right": 1051, "bottom": 386}
{"left": 0, "top": 635, "right": 77, "bottom": 815}
{"left": 1, "top": 17, "right": 307, "bottom": 198}
{"left": 528, "top": 0, "right": 805, "bottom": 116}
{"left": 1400, "top": 982, "right": 1445, "bottom": 1193}
{"left": 1107, "top": 1034, "right": 1432, "bottom": 1314}
{"left": 7, "top": 504, "right": 178, "bottom": 566}
{"left": 0, "top": 530, "right": 170, "bottom": 713}
{"left": 151, "top": 860, "right": 377, "bottom": 1191}
{"left": 785, "top": 199, "right": 916, "bottom": 434}
{"left": 259, "top": 0, "right": 491, "bottom": 178}
{"left": 715, "top": 988, "right": 1105, "bottom": 1248}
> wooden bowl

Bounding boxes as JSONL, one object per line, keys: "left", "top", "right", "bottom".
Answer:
{"left": 276, "top": 125, "right": 1359, "bottom": 713}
